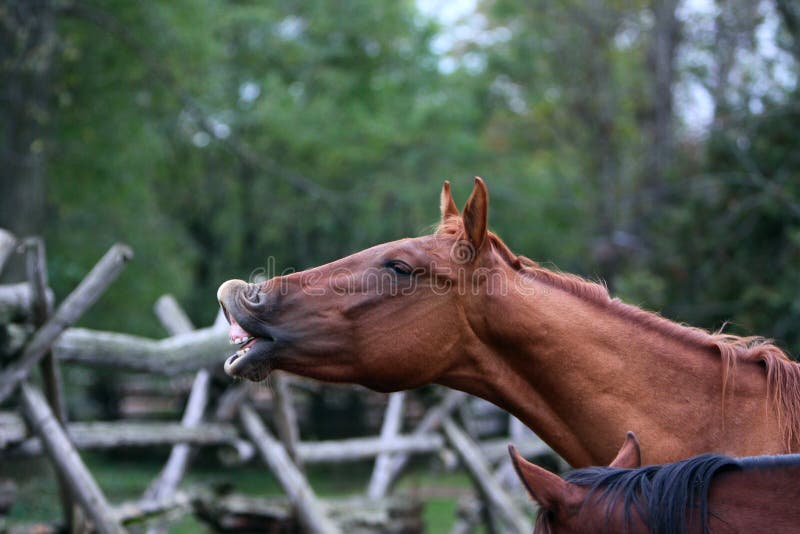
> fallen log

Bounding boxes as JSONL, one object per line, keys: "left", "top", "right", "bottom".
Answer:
{"left": 54, "top": 325, "right": 229, "bottom": 375}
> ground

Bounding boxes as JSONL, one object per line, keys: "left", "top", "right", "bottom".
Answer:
{"left": 2, "top": 452, "right": 488, "bottom": 532}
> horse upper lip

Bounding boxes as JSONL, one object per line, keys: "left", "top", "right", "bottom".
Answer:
{"left": 219, "top": 280, "right": 278, "bottom": 349}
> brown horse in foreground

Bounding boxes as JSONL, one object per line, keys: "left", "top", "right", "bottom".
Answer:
{"left": 510, "top": 432, "right": 800, "bottom": 533}
{"left": 217, "top": 178, "right": 800, "bottom": 467}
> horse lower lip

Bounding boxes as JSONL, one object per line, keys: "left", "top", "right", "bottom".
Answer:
{"left": 225, "top": 337, "right": 275, "bottom": 372}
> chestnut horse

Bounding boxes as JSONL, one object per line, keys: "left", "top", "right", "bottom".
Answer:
{"left": 218, "top": 178, "right": 800, "bottom": 467}
{"left": 510, "top": 432, "right": 800, "bottom": 533}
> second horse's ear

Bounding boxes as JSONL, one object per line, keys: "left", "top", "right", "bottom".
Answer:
{"left": 508, "top": 444, "right": 567, "bottom": 508}
{"left": 462, "top": 177, "right": 489, "bottom": 251}
{"left": 609, "top": 431, "right": 642, "bottom": 469}
{"left": 441, "top": 181, "right": 459, "bottom": 221}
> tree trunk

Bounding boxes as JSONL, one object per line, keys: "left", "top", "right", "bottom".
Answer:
{"left": 646, "top": 0, "right": 679, "bottom": 189}
{"left": 0, "top": 1, "right": 55, "bottom": 280}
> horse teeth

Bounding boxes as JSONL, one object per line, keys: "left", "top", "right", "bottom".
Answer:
{"left": 230, "top": 336, "right": 253, "bottom": 346}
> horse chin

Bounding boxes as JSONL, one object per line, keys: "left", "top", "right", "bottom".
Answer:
{"left": 224, "top": 338, "right": 275, "bottom": 381}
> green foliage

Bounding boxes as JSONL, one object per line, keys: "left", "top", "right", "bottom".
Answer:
{"left": 647, "top": 96, "right": 800, "bottom": 352}
{"left": 28, "top": 0, "right": 800, "bottom": 362}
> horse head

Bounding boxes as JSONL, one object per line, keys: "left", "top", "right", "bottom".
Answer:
{"left": 217, "top": 178, "right": 520, "bottom": 391}
{"left": 509, "top": 432, "right": 642, "bottom": 533}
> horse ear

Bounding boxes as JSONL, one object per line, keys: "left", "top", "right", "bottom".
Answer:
{"left": 609, "top": 431, "right": 642, "bottom": 469}
{"left": 462, "top": 177, "right": 489, "bottom": 251}
{"left": 508, "top": 445, "right": 567, "bottom": 508}
{"left": 441, "top": 181, "right": 459, "bottom": 221}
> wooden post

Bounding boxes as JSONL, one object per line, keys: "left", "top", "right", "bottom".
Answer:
{"left": 0, "top": 282, "right": 53, "bottom": 323}
{"left": 20, "top": 384, "right": 124, "bottom": 534}
{"left": 23, "top": 238, "right": 66, "bottom": 422}
{"left": 142, "top": 295, "right": 209, "bottom": 534}
{"left": 0, "top": 229, "right": 15, "bottom": 275}
{"left": 494, "top": 416, "right": 530, "bottom": 489}
{"left": 153, "top": 294, "right": 194, "bottom": 335}
{"left": 0, "top": 243, "right": 133, "bottom": 403}
{"left": 239, "top": 404, "right": 339, "bottom": 534}
{"left": 374, "top": 389, "right": 465, "bottom": 496}
{"left": 272, "top": 372, "right": 302, "bottom": 467}
{"left": 24, "top": 237, "right": 78, "bottom": 529}
{"left": 214, "top": 383, "right": 250, "bottom": 422}
{"left": 442, "top": 418, "right": 531, "bottom": 534}
{"left": 367, "top": 391, "right": 405, "bottom": 499}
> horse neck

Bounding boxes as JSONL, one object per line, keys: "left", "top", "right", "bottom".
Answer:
{"left": 707, "top": 459, "right": 800, "bottom": 530}
{"left": 440, "top": 273, "right": 777, "bottom": 467}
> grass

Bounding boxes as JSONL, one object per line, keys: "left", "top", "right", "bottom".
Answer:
{"left": 1, "top": 452, "right": 483, "bottom": 532}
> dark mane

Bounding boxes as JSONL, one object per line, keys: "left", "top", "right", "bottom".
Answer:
{"left": 436, "top": 217, "right": 800, "bottom": 450}
{"left": 557, "top": 454, "right": 740, "bottom": 534}
{"left": 533, "top": 452, "right": 800, "bottom": 533}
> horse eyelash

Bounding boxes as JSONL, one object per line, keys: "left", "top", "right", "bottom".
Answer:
{"left": 384, "top": 260, "right": 413, "bottom": 275}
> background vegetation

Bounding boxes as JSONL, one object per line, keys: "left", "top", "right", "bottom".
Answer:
{"left": 3, "top": 0, "right": 800, "bottom": 355}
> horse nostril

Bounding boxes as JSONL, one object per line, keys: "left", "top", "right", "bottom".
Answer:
{"left": 241, "top": 283, "right": 266, "bottom": 308}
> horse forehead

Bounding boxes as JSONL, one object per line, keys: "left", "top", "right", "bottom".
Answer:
{"left": 345, "top": 235, "right": 448, "bottom": 263}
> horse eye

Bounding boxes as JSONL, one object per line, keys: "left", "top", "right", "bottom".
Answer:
{"left": 385, "top": 260, "right": 413, "bottom": 275}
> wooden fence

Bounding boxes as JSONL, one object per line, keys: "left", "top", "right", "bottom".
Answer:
{"left": 0, "top": 229, "right": 558, "bottom": 533}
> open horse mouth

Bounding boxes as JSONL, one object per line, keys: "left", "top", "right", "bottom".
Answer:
{"left": 222, "top": 313, "right": 276, "bottom": 380}
{"left": 218, "top": 280, "right": 276, "bottom": 381}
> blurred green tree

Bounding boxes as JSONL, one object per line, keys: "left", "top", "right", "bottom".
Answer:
{"left": 1, "top": 0, "right": 798, "bottom": 363}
